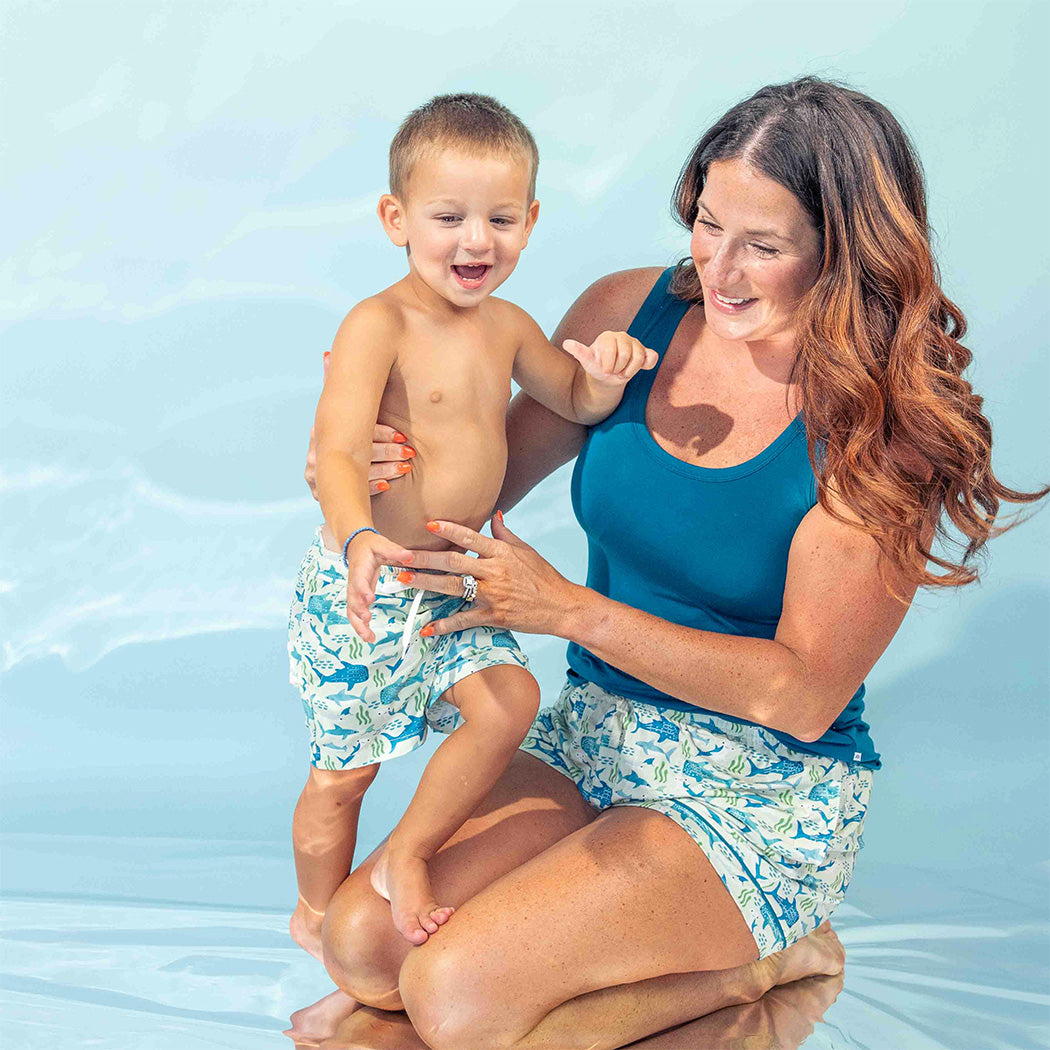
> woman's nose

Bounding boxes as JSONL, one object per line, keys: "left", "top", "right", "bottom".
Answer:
{"left": 702, "top": 242, "right": 742, "bottom": 288}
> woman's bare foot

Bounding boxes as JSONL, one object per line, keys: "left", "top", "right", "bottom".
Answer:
{"left": 283, "top": 989, "right": 359, "bottom": 1046}
{"left": 370, "top": 849, "right": 454, "bottom": 945}
{"left": 768, "top": 921, "right": 845, "bottom": 988}
{"left": 289, "top": 896, "right": 326, "bottom": 960}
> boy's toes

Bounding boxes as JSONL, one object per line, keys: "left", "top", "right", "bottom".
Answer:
{"left": 420, "top": 912, "right": 439, "bottom": 935}
{"left": 431, "top": 906, "right": 455, "bottom": 926}
{"left": 395, "top": 913, "right": 430, "bottom": 945}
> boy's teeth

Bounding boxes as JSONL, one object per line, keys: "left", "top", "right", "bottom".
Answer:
{"left": 453, "top": 265, "right": 487, "bottom": 278}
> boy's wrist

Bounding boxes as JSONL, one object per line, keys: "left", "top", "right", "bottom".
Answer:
{"left": 574, "top": 371, "right": 623, "bottom": 421}
{"left": 341, "top": 525, "right": 378, "bottom": 565}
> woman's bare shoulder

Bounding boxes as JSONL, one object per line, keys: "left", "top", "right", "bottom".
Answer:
{"left": 553, "top": 267, "right": 667, "bottom": 343}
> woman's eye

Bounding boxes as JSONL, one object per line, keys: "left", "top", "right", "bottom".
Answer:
{"left": 752, "top": 243, "right": 779, "bottom": 257}
{"left": 698, "top": 218, "right": 720, "bottom": 232}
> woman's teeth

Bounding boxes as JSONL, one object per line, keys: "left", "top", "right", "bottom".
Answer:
{"left": 712, "top": 291, "right": 754, "bottom": 305}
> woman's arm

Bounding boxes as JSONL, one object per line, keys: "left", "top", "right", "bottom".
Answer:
{"left": 496, "top": 267, "right": 664, "bottom": 511}
{"left": 568, "top": 499, "right": 915, "bottom": 742}
{"left": 403, "top": 495, "right": 915, "bottom": 744}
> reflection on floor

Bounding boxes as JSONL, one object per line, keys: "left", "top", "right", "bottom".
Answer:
{"left": 0, "top": 836, "right": 1046, "bottom": 1049}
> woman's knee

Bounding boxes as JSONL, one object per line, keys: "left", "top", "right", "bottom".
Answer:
{"left": 399, "top": 941, "right": 518, "bottom": 1050}
{"left": 321, "top": 874, "right": 405, "bottom": 1009}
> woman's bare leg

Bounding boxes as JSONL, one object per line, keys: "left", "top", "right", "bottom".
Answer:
{"left": 622, "top": 970, "right": 844, "bottom": 1050}
{"left": 370, "top": 664, "right": 540, "bottom": 945}
{"left": 322, "top": 750, "right": 599, "bottom": 1007}
{"left": 398, "top": 806, "right": 845, "bottom": 1050}
{"left": 291, "top": 763, "right": 379, "bottom": 959}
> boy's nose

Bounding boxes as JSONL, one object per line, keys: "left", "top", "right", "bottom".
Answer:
{"left": 460, "top": 220, "right": 493, "bottom": 252}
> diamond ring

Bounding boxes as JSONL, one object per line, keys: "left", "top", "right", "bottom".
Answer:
{"left": 462, "top": 574, "right": 478, "bottom": 603}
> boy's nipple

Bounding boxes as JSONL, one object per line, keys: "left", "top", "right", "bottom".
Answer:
{"left": 429, "top": 389, "right": 442, "bottom": 404}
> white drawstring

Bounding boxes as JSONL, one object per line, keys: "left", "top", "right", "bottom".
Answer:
{"left": 400, "top": 588, "right": 426, "bottom": 658}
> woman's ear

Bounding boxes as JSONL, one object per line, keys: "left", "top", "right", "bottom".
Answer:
{"left": 377, "top": 194, "right": 409, "bottom": 247}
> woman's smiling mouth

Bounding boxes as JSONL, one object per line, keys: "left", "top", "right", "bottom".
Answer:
{"left": 708, "top": 288, "right": 758, "bottom": 312}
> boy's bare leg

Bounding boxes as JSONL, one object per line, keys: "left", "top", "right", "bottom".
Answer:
{"left": 370, "top": 664, "right": 540, "bottom": 945}
{"left": 291, "top": 763, "right": 380, "bottom": 958}
{"left": 318, "top": 1006, "right": 429, "bottom": 1050}
{"left": 284, "top": 988, "right": 362, "bottom": 1047}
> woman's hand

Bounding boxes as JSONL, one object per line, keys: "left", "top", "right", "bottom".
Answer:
{"left": 304, "top": 350, "right": 416, "bottom": 499}
{"left": 395, "top": 514, "right": 583, "bottom": 638}
{"left": 304, "top": 422, "right": 414, "bottom": 499}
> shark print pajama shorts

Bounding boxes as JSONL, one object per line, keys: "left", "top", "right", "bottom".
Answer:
{"left": 519, "top": 676, "right": 873, "bottom": 958}
{"left": 288, "top": 528, "right": 529, "bottom": 770}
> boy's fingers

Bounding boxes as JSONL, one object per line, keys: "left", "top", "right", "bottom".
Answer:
{"left": 561, "top": 338, "right": 594, "bottom": 364}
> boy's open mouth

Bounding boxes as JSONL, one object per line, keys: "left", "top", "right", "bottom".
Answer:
{"left": 452, "top": 264, "right": 491, "bottom": 288}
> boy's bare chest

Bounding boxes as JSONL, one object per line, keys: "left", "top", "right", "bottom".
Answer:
{"left": 381, "top": 330, "right": 516, "bottom": 424}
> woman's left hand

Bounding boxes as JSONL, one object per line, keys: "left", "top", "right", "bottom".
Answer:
{"left": 394, "top": 513, "right": 581, "bottom": 638}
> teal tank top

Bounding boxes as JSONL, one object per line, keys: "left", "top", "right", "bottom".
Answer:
{"left": 566, "top": 267, "right": 880, "bottom": 769}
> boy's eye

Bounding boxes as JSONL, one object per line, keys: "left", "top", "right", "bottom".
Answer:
{"left": 435, "top": 215, "right": 461, "bottom": 224}
{"left": 491, "top": 217, "right": 514, "bottom": 226}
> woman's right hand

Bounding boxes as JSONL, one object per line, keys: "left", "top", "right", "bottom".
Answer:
{"left": 304, "top": 422, "right": 414, "bottom": 499}
{"left": 305, "top": 351, "right": 415, "bottom": 499}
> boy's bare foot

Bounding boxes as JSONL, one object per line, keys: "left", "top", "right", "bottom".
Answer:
{"left": 370, "top": 849, "right": 454, "bottom": 945}
{"left": 283, "top": 989, "right": 359, "bottom": 1046}
{"left": 769, "top": 921, "right": 845, "bottom": 988}
{"left": 289, "top": 896, "right": 325, "bottom": 961}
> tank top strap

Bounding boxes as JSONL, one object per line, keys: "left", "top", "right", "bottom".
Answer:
{"left": 626, "top": 266, "right": 693, "bottom": 358}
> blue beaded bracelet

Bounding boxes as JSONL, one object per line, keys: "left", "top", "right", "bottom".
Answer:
{"left": 342, "top": 526, "right": 378, "bottom": 567}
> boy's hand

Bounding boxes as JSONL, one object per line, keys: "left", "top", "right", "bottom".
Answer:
{"left": 562, "top": 331, "right": 657, "bottom": 387}
{"left": 344, "top": 530, "right": 414, "bottom": 643}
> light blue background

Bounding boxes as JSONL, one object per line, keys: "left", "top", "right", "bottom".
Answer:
{"left": 2, "top": 1, "right": 1047, "bottom": 1047}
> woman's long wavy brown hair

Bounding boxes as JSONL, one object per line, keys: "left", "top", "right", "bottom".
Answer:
{"left": 670, "top": 76, "right": 1047, "bottom": 592}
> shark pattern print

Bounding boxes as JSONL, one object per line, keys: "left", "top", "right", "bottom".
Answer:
{"left": 289, "top": 528, "right": 529, "bottom": 770}
{"left": 519, "top": 677, "right": 872, "bottom": 958}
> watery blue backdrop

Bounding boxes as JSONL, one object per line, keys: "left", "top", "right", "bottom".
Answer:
{"left": 2, "top": 2, "right": 1048, "bottom": 1047}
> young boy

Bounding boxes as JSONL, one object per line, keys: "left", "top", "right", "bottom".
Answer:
{"left": 287, "top": 93, "right": 655, "bottom": 952}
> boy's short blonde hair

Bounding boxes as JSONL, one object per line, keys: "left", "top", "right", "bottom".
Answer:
{"left": 389, "top": 93, "right": 539, "bottom": 201}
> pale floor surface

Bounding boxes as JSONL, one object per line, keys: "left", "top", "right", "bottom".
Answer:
{"left": 1, "top": 835, "right": 1047, "bottom": 1050}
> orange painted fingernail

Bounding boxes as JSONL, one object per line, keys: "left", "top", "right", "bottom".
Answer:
{"left": 396, "top": 462, "right": 412, "bottom": 474}
{"left": 426, "top": 521, "right": 440, "bottom": 532}
{"left": 393, "top": 431, "right": 406, "bottom": 442}
{"left": 397, "top": 571, "right": 413, "bottom": 583}
{"left": 496, "top": 510, "right": 504, "bottom": 523}
{"left": 420, "top": 624, "right": 435, "bottom": 637}
{"left": 401, "top": 446, "right": 416, "bottom": 459}
{"left": 376, "top": 480, "right": 390, "bottom": 491}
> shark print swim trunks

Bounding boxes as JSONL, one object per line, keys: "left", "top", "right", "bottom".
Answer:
{"left": 288, "top": 528, "right": 529, "bottom": 770}
{"left": 519, "top": 676, "right": 873, "bottom": 957}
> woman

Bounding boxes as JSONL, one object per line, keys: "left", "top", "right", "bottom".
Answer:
{"left": 295, "top": 77, "right": 1045, "bottom": 1049}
